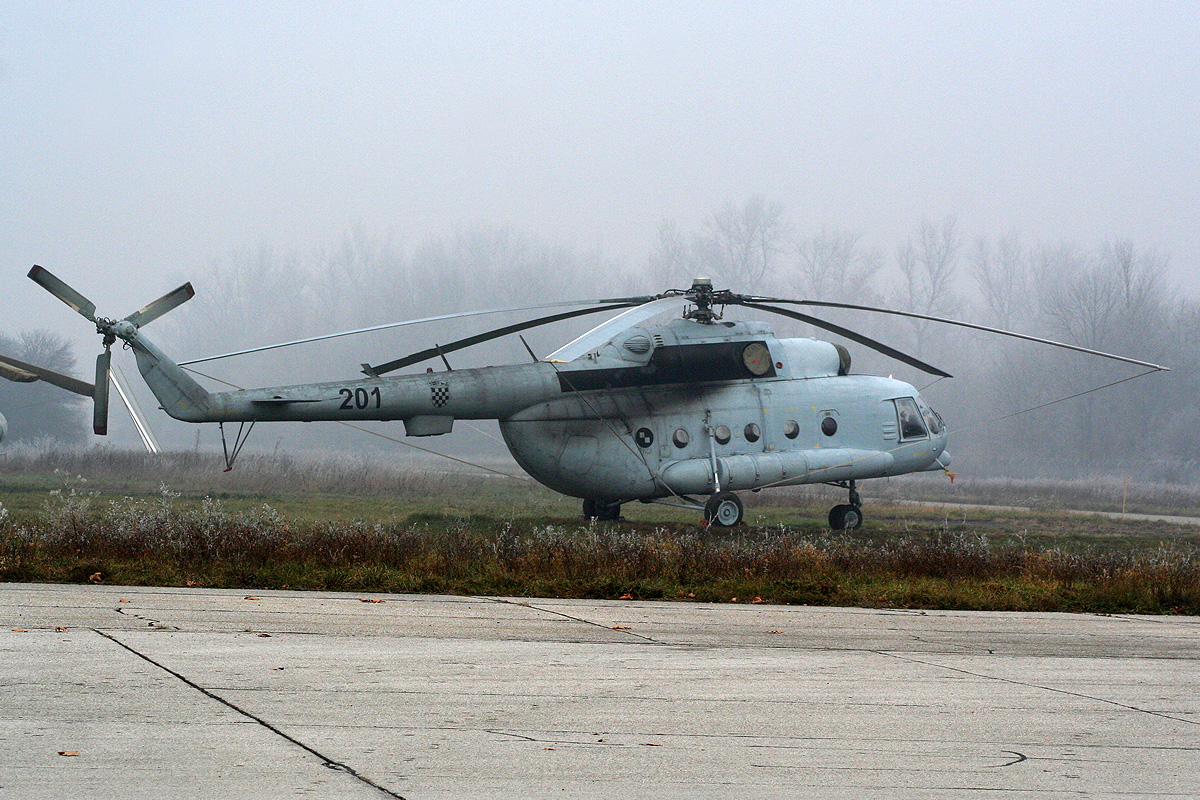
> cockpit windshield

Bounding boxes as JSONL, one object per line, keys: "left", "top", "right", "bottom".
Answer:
{"left": 916, "top": 396, "right": 944, "bottom": 435}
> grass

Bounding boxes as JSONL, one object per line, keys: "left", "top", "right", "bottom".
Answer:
{"left": 1, "top": 447, "right": 1199, "bottom": 613}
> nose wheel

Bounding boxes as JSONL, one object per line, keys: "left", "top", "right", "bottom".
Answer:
{"left": 828, "top": 481, "right": 864, "bottom": 530}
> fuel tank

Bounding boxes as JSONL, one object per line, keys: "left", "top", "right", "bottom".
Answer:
{"left": 658, "top": 448, "right": 898, "bottom": 494}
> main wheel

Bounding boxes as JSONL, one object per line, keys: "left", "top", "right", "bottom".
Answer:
{"left": 596, "top": 501, "right": 622, "bottom": 521}
{"left": 828, "top": 504, "right": 863, "bottom": 530}
{"left": 704, "top": 491, "right": 744, "bottom": 527}
{"left": 582, "top": 498, "right": 598, "bottom": 519}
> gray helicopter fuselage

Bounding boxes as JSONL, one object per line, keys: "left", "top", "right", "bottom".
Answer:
{"left": 130, "top": 316, "right": 948, "bottom": 502}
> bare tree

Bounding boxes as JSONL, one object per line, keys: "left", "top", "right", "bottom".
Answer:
{"left": 971, "top": 231, "right": 1029, "bottom": 329}
{"left": 645, "top": 218, "right": 698, "bottom": 289}
{"left": 700, "top": 195, "right": 787, "bottom": 289}
{"left": 793, "top": 227, "right": 882, "bottom": 301}
{"left": 892, "top": 216, "right": 961, "bottom": 355}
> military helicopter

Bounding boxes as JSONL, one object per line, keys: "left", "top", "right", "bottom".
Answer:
{"left": 24, "top": 266, "right": 1166, "bottom": 528}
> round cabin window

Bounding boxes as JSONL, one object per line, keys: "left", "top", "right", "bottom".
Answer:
{"left": 744, "top": 423, "right": 761, "bottom": 443}
{"left": 821, "top": 416, "right": 838, "bottom": 437}
{"left": 714, "top": 425, "right": 731, "bottom": 445}
{"left": 635, "top": 428, "right": 654, "bottom": 448}
{"left": 783, "top": 420, "right": 799, "bottom": 439}
{"left": 672, "top": 428, "right": 690, "bottom": 448}
{"left": 742, "top": 343, "right": 772, "bottom": 376}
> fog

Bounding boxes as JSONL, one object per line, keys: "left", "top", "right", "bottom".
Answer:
{"left": 2, "top": 3, "right": 1197, "bottom": 481}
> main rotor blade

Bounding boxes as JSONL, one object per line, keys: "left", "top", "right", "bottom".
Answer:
{"left": 547, "top": 296, "right": 685, "bottom": 362}
{"left": 749, "top": 297, "right": 1170, "bottom": 371}
{"left": 179, "top": 298, "right": 659, "bottom": 367}
{"left": 0, "top": 354, "right": 95, "bottom": 396}
{"left": 364, "top": 303, "right": 645, "bottom": 376}
{"left": 741, "top": 302, "right": 953, "bottom": 378}
{"left": 93, "top": 349, "right": 111, "bottom": 436}
{"left": 124, "top": 282, "right": 195, "bottom": 328}
{"left": 28, "top": 265, "right": 97, "bottom": 322}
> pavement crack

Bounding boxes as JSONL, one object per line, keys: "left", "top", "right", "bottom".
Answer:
{"left": 478, "top": 597, "right": 665, "bottom": 644}
{"left": 93, "top": 629, "right": 406, "bottom": 799}
{"left": 989, "top": 750, "right": 1028, "bottom": 768}
{"left": 114, "top": 606, "right": 179, "bottom": 630}
{"left": 879, "top": 651, "right": 1200, "bottom": 727}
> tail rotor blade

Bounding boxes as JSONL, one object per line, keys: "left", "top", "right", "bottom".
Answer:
{"left": 28, "top": 265, "right": 97, "bottom": 322}
{"left": 94, "top": 350, "right": 111, "bottom": 436}
{"left": 124, "top": 282, "right": 195, "bottom": 328}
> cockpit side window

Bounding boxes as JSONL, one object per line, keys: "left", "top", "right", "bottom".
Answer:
{"left": 894, "top": 397, "right": 928, "bottom": 440}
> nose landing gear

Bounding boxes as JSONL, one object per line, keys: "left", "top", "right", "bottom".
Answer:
{"left": 828, "top": 481, "right": 863, "bottom": 530}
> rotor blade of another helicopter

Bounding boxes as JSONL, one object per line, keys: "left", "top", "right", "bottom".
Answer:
{"left": 0, "top": 354, "right": 95, "bottom": 396}
{"left": 363, "top": 303, "right": 648, "bottom": 376}
{"left": 123, "top": 282, "right": 195, "bottom": 328}
{"left": 179, "top": 297, "right": 659, "bottom": 367}
{"left": 28, "top": 265, "right": 97, "bottom": 322}
{"left": 741, "top": 303, "right": 953, "bottom": 378}
{"left": 0, "top": 360, "right": 37, "bottom": 383}
{"left": 94, "top": 350, "right": 111, "bottom": 436}
{"left": 546, "top": 296, "right": 685, "bottom": 362}
{"left": 748, "top": 297, "right": 1169, "bottom": 371}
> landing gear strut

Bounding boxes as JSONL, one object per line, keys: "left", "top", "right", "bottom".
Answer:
{"left": 583, "top": 498, "right": 622, "bottom": 521}
{"left": 827, "top": 480, "right": 863, "bottom": 530}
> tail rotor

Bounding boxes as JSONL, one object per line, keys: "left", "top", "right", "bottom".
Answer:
{"left": 26, "top": 265, "right": 195, "bottom": 436}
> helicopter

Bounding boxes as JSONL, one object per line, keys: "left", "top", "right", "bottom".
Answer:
{"left": 23, "top": 266, "right": 1167, "bottom": 528}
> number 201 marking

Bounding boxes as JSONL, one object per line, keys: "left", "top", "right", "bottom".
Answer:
{"left": 339, "top": 387, "right": 381, "bottom": 410}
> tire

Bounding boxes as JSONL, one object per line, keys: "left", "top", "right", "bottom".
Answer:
{"left": 596, "top": 501, "right": 622, "bottom": 522}
{"left": 582, "top": 498, "right": 597, "bottom": 519}
{"left": 828, "top": 504, "right": 863, "bottom": 530}
{"left": 704, "top": 491, "right": 744, "bottom": 527}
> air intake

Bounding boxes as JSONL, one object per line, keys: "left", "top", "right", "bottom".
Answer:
{"left": 623, "top": 335, "right": 652, "bottom": 354}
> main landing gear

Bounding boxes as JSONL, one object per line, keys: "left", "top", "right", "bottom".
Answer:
{"left": 827, "top": 480, "right": 863, "bottom": 530}
{"left": 583, "top": 498, "right": 622, "bottom": 521}
{"left": 704, "top": 491, "right": 744, "bottom": 527}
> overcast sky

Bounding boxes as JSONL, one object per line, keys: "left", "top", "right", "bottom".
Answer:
{"left": 4, "top": 1, "right": 1198, "bottom": 333}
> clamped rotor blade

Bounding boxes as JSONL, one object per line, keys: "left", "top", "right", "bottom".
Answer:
{"left": 741, "top": 302, "right": 953, "bottom": 378}
{"left": 0, "top": 354, "right": 95, "bottom": 396}
{"left": 124, "top": 282, "right": 195, "bottom": 328}
{"left": 362, "top": 302, "right": 646, "bottom": 376}
{"left": 751, "top": 297, "right": 1169, "bottom": 371}
{"left": 180, "top": 296, "right": 663, "bottom": 367}
{"left": 28, "top": 265, "right": 97, "bottom": 322}
{"left": 93, "top": 349, "right": 111, "bottom": 436}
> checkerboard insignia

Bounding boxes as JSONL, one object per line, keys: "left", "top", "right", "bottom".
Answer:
{"left": 429, "top": 379, "right": 450, "bottom": 408}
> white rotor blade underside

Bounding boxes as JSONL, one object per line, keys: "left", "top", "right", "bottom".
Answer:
{"left": 110, "top": 364, "right": 160, "bottom": 453}
{"left": 547, "top": 297, "right": 682, "bottom": 362}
